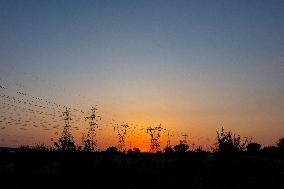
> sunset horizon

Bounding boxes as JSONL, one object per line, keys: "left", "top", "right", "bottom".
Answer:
{"left": 1, "top": 0, "right": 283, "bottom": 152}
{"left": 1, "top": 1, "right": 284, "bottom": 189}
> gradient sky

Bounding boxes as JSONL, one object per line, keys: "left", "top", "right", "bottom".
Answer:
{"left": 0, "top": 0, "right": 284, "bottom": 150}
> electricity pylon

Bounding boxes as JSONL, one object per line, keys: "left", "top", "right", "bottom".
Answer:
{"left": 84, "top": 106, "right": 101, "bottom": 152}
{"left": 63, "top": 107, "right": 72, "bottom": 128}
{"left": 146, "top": 124, "right": 164, "bottom": 153}
{"left": 113, "top": 123, "right": 129, "bottom": 152}
{"left": 54, "top": 107, "right": 76, "bottom": 152}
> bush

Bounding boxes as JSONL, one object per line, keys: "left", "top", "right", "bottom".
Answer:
{"left": 54, "top": 127, "right": 78, "bottom": 152}
{"left": 105, "top": 146, "right": 118, "bottom": 154}
{"left": 18, "top": 144, "right": 50, "bottom": 152}
{"left": 246, "top": 142, "right": 261, "bottom": 153}
{"left": 127, "top": 147, "right": 141, "bottom": 155}
{"left": 261, "top": 146, "right": 278, "bottom": 157}
{"left": 214, "top": 127, "right": 247, "bottom": 155}
{"left": 277, "top": 138, "right": 284, "bottom": 151}
{"left": 174, "top": 144, "right": 189, "bottom": 153}
{"left": 82, "top": 131, "right": 96, "bottom": 152}
{"left": 164, "top": 146, "right": 174, "bottom": 154}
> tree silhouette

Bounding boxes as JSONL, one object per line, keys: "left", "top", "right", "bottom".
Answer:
{"left": 261, "top": 146, "right": 278, "bottom": 157}
{"left": 174, "top": 143, "right": 189, "bottom": 153}
{"left": 105, "top": 146, "right": 118, "bottom": 154}
{"left": 54, "top": 126, "right": 77, "bottom": 152}
{"left": 54, "top": 107, "right": 78, "bottom": 152}
{"left": 127, "top": 147, "right": 141, "bottom": 154}
{"left": 277, "top": 138, "right": 284, "bottom": 151}
{"left": 164, "top": 146, "right": 174, "bottom": 154}
{"left": 246, "top": 142, "right": 261, "bottom": 153}
{"left": 82, "top": 131, "right": 96, "bottom": 152}
{"left": 214, "top": 127, "right": 247, "bottom": 155}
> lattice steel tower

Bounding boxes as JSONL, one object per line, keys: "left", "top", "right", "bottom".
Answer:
{"left": 84, "top": 106, "right": 101, "bottom": 152}
{"left": 113, "top": 123, "right": 129, "bottom": 152}
{"left": 146, "top": 124, "right": 164, "bottom": 153}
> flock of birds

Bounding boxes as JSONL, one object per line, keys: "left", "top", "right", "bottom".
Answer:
{"left": 0, "top": 79, "right": 207, "bottom": 151}
{"left": 0, "top": 80, "right": 88, "bottom": 145}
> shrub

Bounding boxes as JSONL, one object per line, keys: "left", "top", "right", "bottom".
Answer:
{"left": 127, "top": 147, "right": 141, "bottom": 155}
{"left": 277, "top": 138, "right": 284, "bottom": 151}
{"left": 164, "top": 146, "right": 174, "bottom": 154}
{"left": 18, "top": 144, "right": 50, "bottom": 152}
{"left": 246, "top": 142, "right": 261, "bottom": 153}
{"left": 105, "top": 146, "right": 118, "bottom": 154}
{"left": 174, "top": 143, "right": 189, "bottom": 153}
{"left": 82, "top": 131, "right": 96, "bottom": 152}
{"left": 54, "top": 127, "right": 78, "bottom": 152}
{"left": 214, "top": 127, "right": 247, "bottom": 155}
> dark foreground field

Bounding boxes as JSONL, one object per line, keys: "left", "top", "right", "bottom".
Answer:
{"left": 0, "top": 151, "right": 284, "bottom": 189}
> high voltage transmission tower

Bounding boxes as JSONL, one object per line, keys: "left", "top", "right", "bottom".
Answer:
{"left": 63, "top": 107, "right": 72, "bottom": 128}
{"left": 83, "top": 106, "right": 101, "bottom": 152}
{"left": 54, "top": 107, "right": 77, "bottom": 151}
{"left": 146, "top": 124, "right": 164, "bottom": 153}
{"left": 113, "top": 123, "right": 129, "bottom": 152}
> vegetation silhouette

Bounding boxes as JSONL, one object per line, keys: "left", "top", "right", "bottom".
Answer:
{"left": 105, "top": 146, "right": 119, "bottom": 154}
{"left": 1, "top": 102, "right": 284, "bottom": 188}
{"left": 53, "top": 107, "right": 79, "bottom": 152}
{"left": 174, "top": 143, "right": 189, "bottom": 153}
{"left": 53, "top": 126, "right": 78, "bottom": 152}
{"left": 246, "top": 142, "right": 261, "bottom": 153}
{"left": 81, "top": 131, "right": 96, "bottom": 152}
{"left": 164, "top": 146, "right": 174, "bottom": 154}
{"left": 1, "top": 128, "right": 284, "bottom": 189}
{"left": 277, "top": 137, "right": 284, "bottom": 151}
{"left": 214, "top": 127, "right": 248, "bottom": 156}
{"left": 18, "top": 144, "right": 50, "bottom": 152}
{"left": 127, "top": 147, "right": 141, "bottom": 155}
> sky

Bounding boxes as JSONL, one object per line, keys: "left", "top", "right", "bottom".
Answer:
{"left": 0, "top": 0, "right": 284, "bottom": 150}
